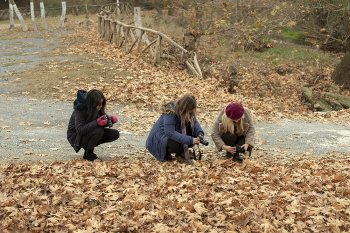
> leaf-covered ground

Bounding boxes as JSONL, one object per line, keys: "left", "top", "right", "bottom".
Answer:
{"left": 1, "top": 151, "right": 349, "bottom": 232}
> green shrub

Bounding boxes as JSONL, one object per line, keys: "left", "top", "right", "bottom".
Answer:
{"left": 247, "top": 46, "right": 336, "bottom": 66}
{"left": 281, "top": 28, "right": 305, "bottom": 44}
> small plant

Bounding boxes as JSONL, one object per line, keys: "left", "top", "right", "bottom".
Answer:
{"left": 246, "top": 46, "right": 336, "bottom": 66}
{"left": 281, "top": 28, "right": 305, "bottom": 44}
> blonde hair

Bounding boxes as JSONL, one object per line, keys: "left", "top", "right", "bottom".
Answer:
{"left": 221, "top": 113, "right": 244, "bottom": 135}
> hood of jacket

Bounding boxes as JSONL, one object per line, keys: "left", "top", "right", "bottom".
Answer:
{"left": 162, "top": 101, "right": 176, "bottom": 115}
{"left": 73, "top": 90, "right": 87, "bottom": 111}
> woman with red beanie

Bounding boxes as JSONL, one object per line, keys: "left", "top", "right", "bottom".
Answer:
{"left": 67, "top": 89, "right": 119, "bottom": 161}
{"left": 211, "top": 102, "right": 255, "bottom": 162}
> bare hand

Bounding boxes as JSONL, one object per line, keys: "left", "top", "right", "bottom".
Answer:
{"left": 222, "top": 145, "right": 236, "bottom": 154}
{"left": 242, "top": 144, "right": 249, "bottom": 151}
{"left": 193, "top": 137, "right": 200, "bottom": 145}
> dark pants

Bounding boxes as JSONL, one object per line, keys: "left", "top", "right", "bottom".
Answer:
{"left": 166, "top": 124, "right": 193, "bottom": 158}
{"left": 81, "top": 127, "right": 119, "bottom": 151}
{"left": 221, "top": 133, "right": 245, "bottom": 156}
{"left": 166, "top": 139, "right": 184, "bottom": 155}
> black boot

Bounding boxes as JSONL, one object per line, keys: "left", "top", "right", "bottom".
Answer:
{"left": 84, "top": 149, "right": 97, "bottom": 161}
{"left": 232, "top": 153, "right": 243, "bottom": 163}
{"left": 164, "top": 152, "right": 173, "bottom": 161}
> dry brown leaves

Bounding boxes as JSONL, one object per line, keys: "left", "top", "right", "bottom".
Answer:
{"left": 1, "top": 151, "right": 349, "bottom": 232}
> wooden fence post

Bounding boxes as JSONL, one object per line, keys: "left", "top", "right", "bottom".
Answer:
{"left": 134, "top": 7, "right": 142, "bottom": 37}
{"left": 101, "top": 17, "right": 105, "bottom": 38}
{"left": 104, "top": 18, "right": 110, "bottom": 40}
{"left": 112, "top": 21, "right": 117, "bottom": 44}
{"left": 98, "top": 16, "right": 102, "bottom": 34}
{"left": 9, "top": 2, "right": 14, "bottom": 29}
{"left": 115, "top": 23, "right": 120, "bottom": 46}
{"left": 119, "top": 25, "right": 125, "bottom": 48}
{"left": 193, "top": 53, "right": 203, "bottom": 77}
{"left": 30, "top": 0, "right": 38, "bottom": 31}
{"left": 109, "top": 20, "right": 114, "bottom": 42}
{"left": 9, "top": 0, "right": 28, "bottom": 31}
{"left": 137, "top": 31, "right": 144, "bottom": 51}
{"left": 235, "top": 0, "right": 240, "bottom": 22}
{"left": 40, "top": 1, "right": 47, "bottom": 30}
{"left": 116, "top": 0, "right": 121, "bottom": 15}
{"left": 59, "top": 1, "right": 67, "bottom": 28}
{"left": 154, "top": 35, "right": 162, "bottom": 64}
{"left": 124, "top": 28, "right": 129, "bottom": 52}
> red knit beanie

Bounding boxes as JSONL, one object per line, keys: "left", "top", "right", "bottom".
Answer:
{"left": 225, "top": 102, "right": 244, "bottom": 120}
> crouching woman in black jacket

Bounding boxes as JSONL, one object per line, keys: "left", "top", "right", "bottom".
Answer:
{"left": 67, "top": 89, "right": 119, "bottom": 161}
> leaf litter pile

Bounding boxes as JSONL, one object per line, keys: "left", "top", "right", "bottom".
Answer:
{"left": 1, "top": 152, "right": 350, "bottom": 232}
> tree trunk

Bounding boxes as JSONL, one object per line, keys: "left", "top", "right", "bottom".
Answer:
{"left": 9, "top": 0, "right": 28, "bottom": 31}
{"left": 40, "top": 1, "right": 47, "bottom": 30}
{"left": 332, "top": 53, "right": 350, "bottom": 89}
{"left": 30, "top": 0, "right": 38, "bottom": 31}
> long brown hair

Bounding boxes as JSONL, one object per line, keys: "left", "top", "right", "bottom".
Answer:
{"left": 175, "top": 95, "right": 197, "bottom": 123}
{"left": 85, "top": 89, "right": 106, "bottom": 122}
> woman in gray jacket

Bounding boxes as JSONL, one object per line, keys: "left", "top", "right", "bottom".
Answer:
{"left": 211, "top": 102, "right": 255, "bottom": 162}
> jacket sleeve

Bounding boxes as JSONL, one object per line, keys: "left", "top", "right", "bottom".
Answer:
{"left": 193, "top": 118, "right": 204, "bottom": 136}
{"left": 163, "top": 114, "right": 193, "bottom": 145}
{"left": 211, "top": 109, "right": 225, "bottom": 150}
{"left": 244, "top": 109, "right": 255, "bottom": 147}
{"left": 75, "top": 110, "right": 98, "bottom": 136}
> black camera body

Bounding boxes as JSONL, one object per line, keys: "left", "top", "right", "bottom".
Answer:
{"left": 103, "top": 114, "right": 113, "bottom": 128}
{"left": 198, "top": 135, "right": 209, "bottom": 146}
{"left": 235, "top": 145, "right": 246, "bottom": 154}
{"left": 235, "top": 144, "right": 253, "bottom": 156}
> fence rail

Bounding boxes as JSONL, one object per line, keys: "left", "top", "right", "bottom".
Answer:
{"left": 97, "top": 13, "right": 203, "bottom": 78}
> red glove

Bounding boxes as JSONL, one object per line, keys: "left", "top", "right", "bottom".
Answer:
{"left": 110, "top": 115, "right": 118, "bottom": 124}
{"left": 96, "top": 116, "right": 107, "bottom": 126}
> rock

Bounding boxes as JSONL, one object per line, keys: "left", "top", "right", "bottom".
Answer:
{"left": 302, "top": 87, "right": 349, "bottom": 111}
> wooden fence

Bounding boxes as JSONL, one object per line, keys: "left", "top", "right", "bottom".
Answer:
{"left": 97, "top": 13, "right": 203, "bottom": 78}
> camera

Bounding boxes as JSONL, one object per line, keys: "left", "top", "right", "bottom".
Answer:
{"left": 235, "top": 144, "right": 253, "bottom": 157}
{"left": 103, "top": 114, "right": 113, "bottom": 128}
{"left": 198, "top": 134, "right": 209, "bottom": 146}
{"left": 235, "top": 144, "right": 246, "bottom": 154}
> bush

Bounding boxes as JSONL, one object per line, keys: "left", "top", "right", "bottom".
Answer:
{"left": 281, "top": 28, "right": 306, "bottom": 44}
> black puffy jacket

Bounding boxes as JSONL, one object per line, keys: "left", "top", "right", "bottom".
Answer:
{"left": 67, "top": 90, "right": 98, "bottom": 152}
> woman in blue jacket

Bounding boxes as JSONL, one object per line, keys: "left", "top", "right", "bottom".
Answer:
{"left": 146, "top": 95, "right": 205, "bottom": 163}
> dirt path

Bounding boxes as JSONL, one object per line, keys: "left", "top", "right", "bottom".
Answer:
{"left": 0, "top": 29, "right": 349, "bottom": 163}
